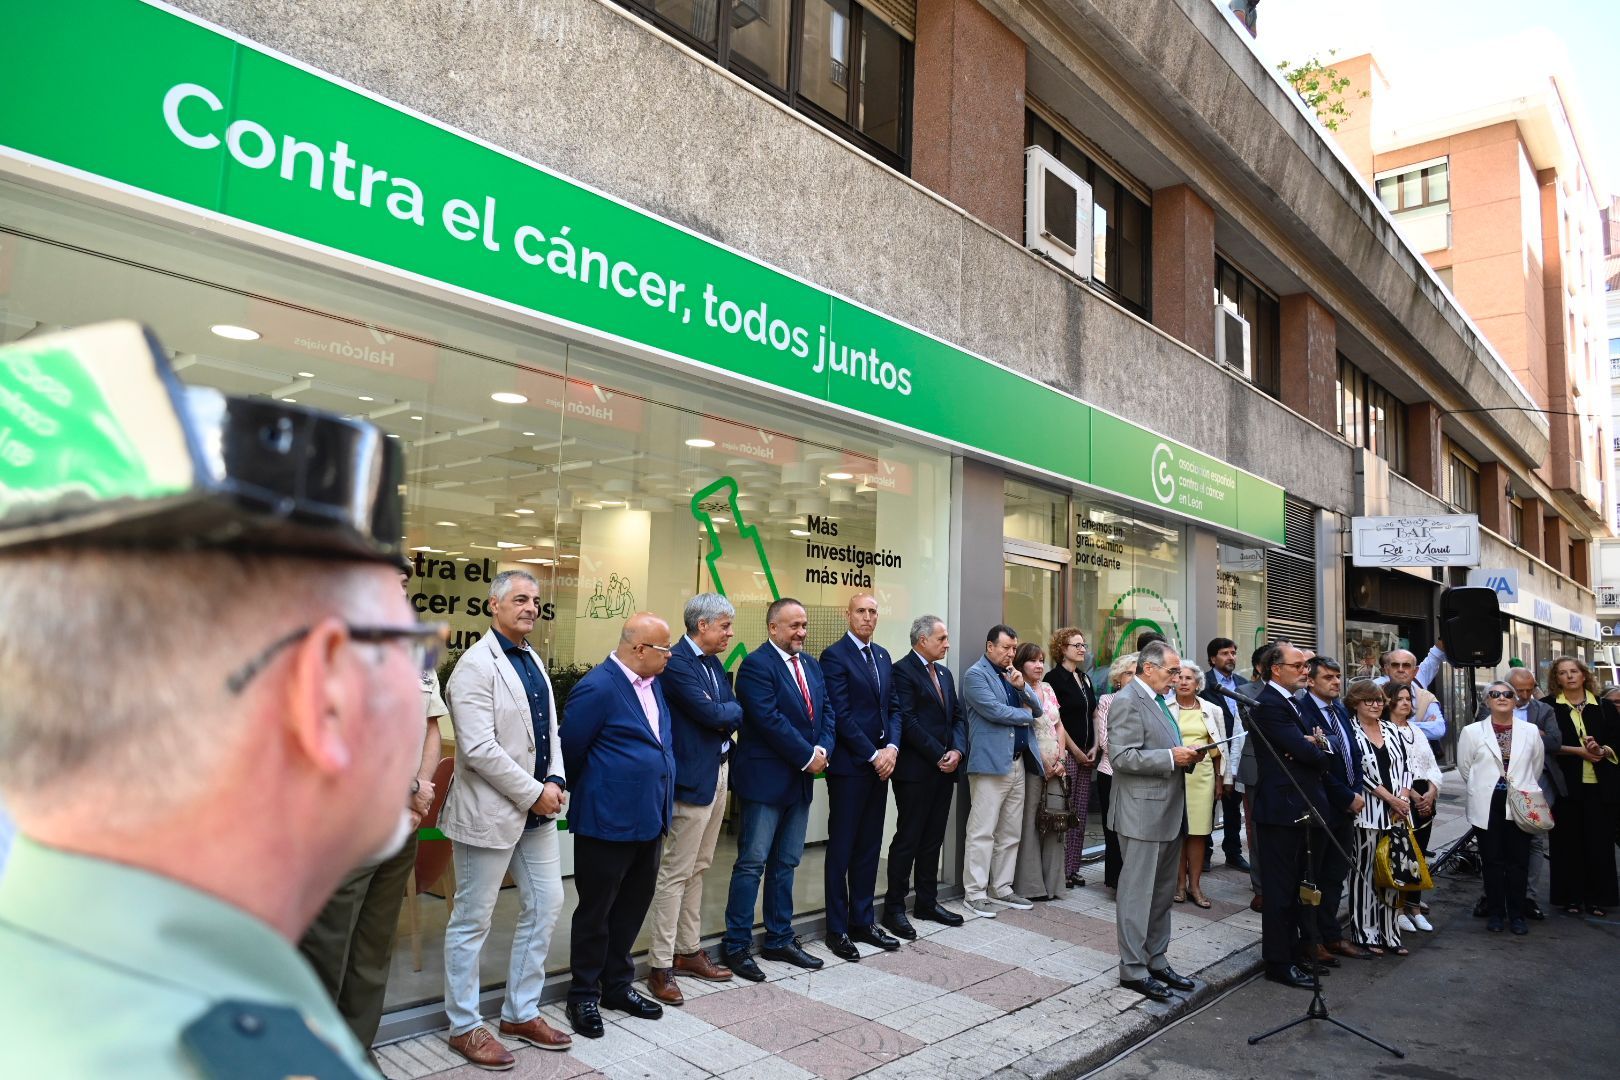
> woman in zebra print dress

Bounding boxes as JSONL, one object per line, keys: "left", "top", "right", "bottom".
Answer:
{"left": 1345, "top": 680, "right": 1415, "bottom": 955}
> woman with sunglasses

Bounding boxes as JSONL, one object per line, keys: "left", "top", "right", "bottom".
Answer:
{"left": 1457, "top": 681, "right": 1546, "bottom": 934}
{"left": 1345, "top": 679, "right": 1413, "bottom": 955}
{"left": 1544, "top": 656, "right": 1620, "bottom": 917}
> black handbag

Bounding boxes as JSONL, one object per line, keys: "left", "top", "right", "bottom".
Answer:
{"left": 1036, "top": 775, "right": 1080, "bottom": 836}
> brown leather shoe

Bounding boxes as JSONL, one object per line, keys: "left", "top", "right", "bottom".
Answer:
{"left": 1326, "top": 939, "right": 1374, "bottom": 959}
{"left": 646, "top": 966, "right": 685, "bottom": 1005}
{"left": 447, "top": 1026, "right": 515, "bottom": 1070}
{"left": 674, "top": 949, "right": 734, "bottom": 982}
{"left": 1308, "top": 943, "right": 1341, "bottom": 967}
{"left": 498, "top": 1015, "right": 572, "bottom": 1051}
{"left": 1249, "top": 895, "right": 1264, "bottom": 913}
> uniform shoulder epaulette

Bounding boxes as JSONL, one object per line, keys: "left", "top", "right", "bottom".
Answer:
{"left": 180, "top": 1000, "right": 367, "bottom": 1079}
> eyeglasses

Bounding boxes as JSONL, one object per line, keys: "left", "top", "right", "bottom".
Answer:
{"left": 633, "top": 641, "right": 674, "bottom": 655}
{"left": 1485, "top": 690, "right": 1516, "bottom": 700}
{"left": 226, "top": 621, "right": 451, "bottom": 695}
{"left": 1066, "top": 642, "right": 1087, "bottom": 651}
{"left": 1278, "top": 661, "right": 1309, "bottom": 670}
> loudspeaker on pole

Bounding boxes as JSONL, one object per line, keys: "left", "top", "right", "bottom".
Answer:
{"left": 1439, "top": 586, "right": 1503, "bottom": 667}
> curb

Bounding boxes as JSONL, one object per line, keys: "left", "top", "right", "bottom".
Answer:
{"left": 992, "top": 942, "right": 1266, "bottom": 1080}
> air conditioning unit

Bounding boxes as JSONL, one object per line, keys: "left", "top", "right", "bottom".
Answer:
{"left": 1024, "top": 146, "right": 1093, "bottom": 278}
{"left": 1215, "top": 305, "right": 1252, "bottom": 376}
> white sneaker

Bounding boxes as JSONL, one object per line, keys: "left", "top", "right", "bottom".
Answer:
{"left": 1397, "top": 913, "right": 1417, "bottom": 933}
{"left": 992, "top": 891, "right": 1035, "bottom": 910}
{"left": 1412, "top": 912, "right": 1434, "bottom": 932}
{"left": 964, "top": 898, "right": 999, "bottom": 918}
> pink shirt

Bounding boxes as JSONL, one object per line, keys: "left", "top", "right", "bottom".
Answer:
{"left": 609, "top": 652, "right": 661, "bottom": 742}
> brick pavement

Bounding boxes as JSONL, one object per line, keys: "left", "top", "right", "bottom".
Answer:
{"left": 379, "top": 789, "right": 1470, "bottom": 1080}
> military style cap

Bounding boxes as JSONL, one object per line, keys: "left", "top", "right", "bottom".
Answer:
{"left": 0, "top": 321, "right": 402, "bottom": 563}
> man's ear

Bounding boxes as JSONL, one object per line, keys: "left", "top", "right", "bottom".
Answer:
{"left": 284, "top": 617, "right": 354, "bottom": 776}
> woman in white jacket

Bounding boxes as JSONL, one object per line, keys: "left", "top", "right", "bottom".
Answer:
{"left": 1456, "top": 680, "right": 1547, "bottom": 936}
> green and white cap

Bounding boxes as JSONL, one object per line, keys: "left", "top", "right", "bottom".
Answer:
{"left": 0, "top": 320, "right": 403, "bottom": 563}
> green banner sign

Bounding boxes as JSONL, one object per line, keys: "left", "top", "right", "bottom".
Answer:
{"left": 0, "top": 0, "right": 1284, "bottom": 544}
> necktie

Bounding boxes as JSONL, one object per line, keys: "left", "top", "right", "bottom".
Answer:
{"left": 861, "top": 644, "right": 881, "bottom": 690}
{"left": 704, "top": 654, "right": 722, "bottom": 696}
{"left": 1326, "top": 703, "right": 1354, "bottom": 784}
{"left": 926, "top": 661, "right": 945, "bottom": 705}
{"left": 1156, "top": 695, "right": 1180, "bottom": 739}
{"left": 789, "top": 654, "right": 814, "bottom": 719}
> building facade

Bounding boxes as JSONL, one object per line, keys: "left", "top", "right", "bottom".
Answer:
{"left": 0, "top": 0, "right": 1599, "bottom": 1036}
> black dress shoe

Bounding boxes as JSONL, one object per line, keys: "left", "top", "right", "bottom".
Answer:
{"left": 1149, "top": 966, "right": 1195, "bottom": 991}
{"left": 913, "top": 902, "right": 964, "bottom": 927}
{"left": 851, "top": 924, "right": 901, "bottom": 951}
{"left": 723, "top": 948, "right": 766, "bottom": 982}
{"left": 1225, "top": 855, "right": 1252, "bottom": 872}
{"left": 761, "top": 938, "right": 824, "bottom": 970}
{"left": 1291, "top": 957, "right": 1330, "bottom": 977}
{"left": 566, "top": 999, "right": 605, "bottom": 1038}
{"left": 1119, "top": 976, "right": 1174, "bottom": 1002}
{"left": 1527, "top": 902, "right": 1546, "bottom": 921}
{"left": 882, "top": 909, "right": 918, "bottom": 940}
{"left": 1264, "top": 965, "right": 1316, "bottom": 989}
{"left": 826, "top": 933, "right": 861, "bottom": 961}
{"left": 601, "top": 987, "right": 663, "bottom": 1020}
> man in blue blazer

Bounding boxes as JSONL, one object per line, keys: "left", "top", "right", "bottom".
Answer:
{"left": 820, "top": 594, "right": 903, "bottom": 961}
{"left": 559, "top": 613, "right": 677, "bottom": 1038}
{"left": 1296, "top": 656, "right": 1371, "bottom": 964}
{"left": 1248, "top": 642, "right": 1330, "bottom": 989}
{"left": 961, "top": 624, "right": 1043, "bottom": 918}
{"left": 722, "top": 597, "right": 837, "bottom": 980}
{"left": 883, "top": 615, "right": 967, "bottom": 937}
{"left": 644, "top": 594, "right": 743, "bottom": 1005}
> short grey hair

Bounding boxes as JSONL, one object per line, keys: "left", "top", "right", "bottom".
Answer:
{"left": 1137, "top": 640, "right": 1177, "bottom": 674}
{"left": 683, "top": 592, "right": 735, "bottom": 634}
{"left": 1177, "top": 660, "right": 1204, "bottom": 684}
{"left": 910, "top": 614, "right": 944, "bottom": 646}
{"left": 489, "top": 568, "right": 539, "bottom": 601}
{"left": 1108, "top": 652, "right": 1139, "bottom": 692}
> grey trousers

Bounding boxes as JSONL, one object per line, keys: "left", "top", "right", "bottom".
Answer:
{"left": 1116, "top": 833, "right": 1181, "bottom": 981}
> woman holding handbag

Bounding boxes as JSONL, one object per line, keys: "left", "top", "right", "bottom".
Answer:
{"left": 1346, "top": 680, "right": 1414, "bottom": 955}
{"left": 1387, "top": 682, "right": 1442, "bottom": 934}
{"left": 1046, "top": 628, "right": 1098, "bottom": 888}
{"left": 1170, "top": 662, "right": 1224, "bottom": 907}
{"left": 1457, "top": 680, "right": 1547, "bottom": 935}
{"left": 1544, "top": 656, "right": 1620, "bottom": 917}
{"left": 1014, "top": 644, "right": 1079, "bottom": 901}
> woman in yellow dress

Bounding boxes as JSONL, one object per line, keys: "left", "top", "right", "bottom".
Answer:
{"left": 1172, "top": 662, "right": 1225, "bottom": 907}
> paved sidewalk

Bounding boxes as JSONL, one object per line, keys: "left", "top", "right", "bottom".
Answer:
{"left": 378, "top": 791, "right": 1470, "bottom": 1080}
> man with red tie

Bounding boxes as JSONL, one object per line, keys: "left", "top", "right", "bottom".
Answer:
{"left": 721, "top": 598, "right": 838, "bottom": 980}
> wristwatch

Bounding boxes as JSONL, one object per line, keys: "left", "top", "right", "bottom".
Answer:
{"left": 410, "top": 779, "right": 421, "bottom": 796}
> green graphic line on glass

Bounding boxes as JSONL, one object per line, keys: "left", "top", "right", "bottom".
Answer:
{"left": 1100, "top": 587, "right": 1184, "bottom": 665}
{"left": 691, "top": 475, "right": 779, "bottom": 670}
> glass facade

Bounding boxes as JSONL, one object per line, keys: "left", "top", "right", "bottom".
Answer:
{"left": 1215, "top": 544, "right": 1268, "bottom": 659}
{"left": 0, "top": 179, "right": 950, "bottom": 1013}
{"left": 1073, "top": 498, "right": 1185, "bottom": 666}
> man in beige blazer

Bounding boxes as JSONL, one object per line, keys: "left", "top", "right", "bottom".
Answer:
{"left": 441, "top": 570, "right": 571, "bottom": 1069}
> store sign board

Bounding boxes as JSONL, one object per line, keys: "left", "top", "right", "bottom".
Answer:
{"left": 1350, "top": 515, "right": 1480, "bottom": 567}
{"left": 1465, "top": 566, "right": 1520, "bottom": 602}
{"left": 0, "top": 0, "right": 1286, "bottom": 543}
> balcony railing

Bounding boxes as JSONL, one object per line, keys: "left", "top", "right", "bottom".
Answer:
{"left": 1599, "top": 587, "right": 1620, "bottom": 609}
{"left": 1610, "top": 355, "right": 1620, "bottom": 380}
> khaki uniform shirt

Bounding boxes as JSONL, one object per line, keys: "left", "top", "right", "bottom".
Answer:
{"left": 0, "top": 837, "right": 380, "bottom": 1078}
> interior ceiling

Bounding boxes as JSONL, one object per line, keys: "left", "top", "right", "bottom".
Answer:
{"left": 0, "top": 184, "right": 900, "bottom": 566}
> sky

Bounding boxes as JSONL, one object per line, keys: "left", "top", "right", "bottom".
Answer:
{"left": 1250, "top": 0, "right": 1620, "bottom": 196}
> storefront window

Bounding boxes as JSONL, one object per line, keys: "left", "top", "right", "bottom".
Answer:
{"left": 1004, "top": 478, "right": 1067, "bottom": 547}
{"left": 1073, "top": 498, "right": 1184, "bottom": 669}
{"left": 1215, "top": 544, "right": 1267, "bottom": 660}
{"left": 0, "top": 179, "right": 950, "bottom": 1015}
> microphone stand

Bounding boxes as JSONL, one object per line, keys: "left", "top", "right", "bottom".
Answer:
{"left": 1237, "top": 692, "right": 1405, "bottom": 1059}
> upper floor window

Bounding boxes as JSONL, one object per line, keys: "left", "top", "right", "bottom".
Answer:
{"left": 1214, "top": 255, "right": 1280, "bottom": 398}
{"left": 1444, "top": 439, "right": 1480, "bottom": 514}
{"left": 1375, "top": 157, "right": 1451, "bottom": 253}
{"left": 1025, "top": 111, "right": 1152, "bottom": 319}
{"left": 618, "top": 0, "right": 911, "bottom": 170}
{"left": 1510, "top": 497, "right": 1525, "bottom": 547}
{"left": 1336, "top": 353, "right": 1408, "bottom": 475}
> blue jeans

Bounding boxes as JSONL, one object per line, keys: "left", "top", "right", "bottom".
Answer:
{"left": 723, "top": 797, "right": 811, "bottom": 952}
{"left": 443, "top": 825, "right": 562, "bottom": 1035}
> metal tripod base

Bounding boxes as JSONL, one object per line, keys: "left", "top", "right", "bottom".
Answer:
{"left": 1248, "top": 980, "right": 1405, "bottom": 1057}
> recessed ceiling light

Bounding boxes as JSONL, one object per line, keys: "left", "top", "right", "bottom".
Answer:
{"left": 280, "top": 397, "right": 297, "bottom": 403}
{"left": 559, "top": 554, "right": 578, "bottom": 560}
{"left": 496, "top": 541, "right": 525, "bottom": 549}
{"left": 410, "top": 545, "right": 435, "bottom": 552}
{"left": 522, "top": 431, "right": 536, "bottom": 437}
{"left": 435, "top": 520, "right": 458, "bottom": 527}
{"left": 455, "top": 557, "right": 470, "bottom": 562}
{"left": 685, "top": 438, "right": 716, "bottom": 448}
{"left": 358, "top": 395, "right": 374, "bottom": 402}
{"left": 491, "top": 391, "right": 528, "bottom": 404}
{"left": 210, "top": 323, "right": 260, "bottom": 341}
{"left": 410, "top": 415, "right": 423, "bottom": 421}
{"left": 600, "top": 500, "right": 626, "bottom": 508}
{"left": 790, "top": 529, "right": 812, "bottom": 537}
{"left": 296, "top": 371, "right": 315, "bottom": 378}
{"left": 515, "top": 508, "right": 535, "bottom": 515}
{"left": 385, "top": 433, "right": 399, "bottom": 439}
{"left": 826, "top": 471, "right": 853, "bottom": 480}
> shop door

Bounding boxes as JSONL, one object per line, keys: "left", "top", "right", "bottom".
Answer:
{"left": 1004, "top": 546, "right": 1065, "bottom": 653}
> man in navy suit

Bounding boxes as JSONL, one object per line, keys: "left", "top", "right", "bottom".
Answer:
{"left": 643, "top": 593, "right": 742, "bottom": 1005}
{"left": 883, "top": 615, "right": 967, "bottom": 938}
{"left": 1248, "top": 642, "right": 1330, "bottom": 989}
{"left": 722, "top": 597, "right": 837, "bottom": 980}
{"left": 820, "top": 594, "right": 903, "bottom": 961}
{"left": 560, "top": 613, "right": 677, "bottom": 1038}
{"left": 1296, "top": 656, "right": 1371, "bottom": 965}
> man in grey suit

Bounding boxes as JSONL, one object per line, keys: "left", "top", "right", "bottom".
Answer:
{"left": 961, "top": 624, "right": 1042, "bottom": 919}
{"left": 1108, "top": 641, "right": 1206, "bottom": 1001}
{"left": 1472, "top": 668, "right": 1564, "bottom": 918}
